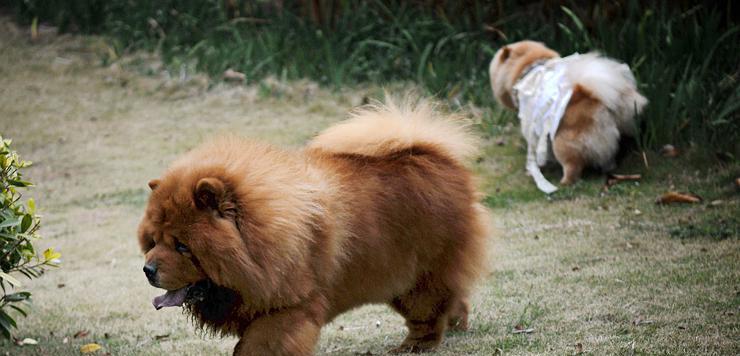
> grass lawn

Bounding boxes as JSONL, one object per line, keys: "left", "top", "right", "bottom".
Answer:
{"left": 0, "top": 19, "right": 738, "bottom": 355}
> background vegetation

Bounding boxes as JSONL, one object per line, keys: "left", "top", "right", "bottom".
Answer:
{"left": 9, "top": 0, "right": 739, "bottom": 156}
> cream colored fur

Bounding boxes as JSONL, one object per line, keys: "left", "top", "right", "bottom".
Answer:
{"left": 488, "top": 40, "right": 560, "bottom": 110}
{"left": 309, "top": 96, "right": 478, "bottom": 162}
{"left": 580, "top": 106, "right": 622, "bottom": 170}
{"left": 564, "top": 53, "right": 648, "bottom": 136}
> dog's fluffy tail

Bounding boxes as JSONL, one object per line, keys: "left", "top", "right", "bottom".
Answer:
{"left": 566, "top": 53, "right": 648, "bottom": 135}
{"left": 308, "top": 96, "right": 478, "bottom": 162}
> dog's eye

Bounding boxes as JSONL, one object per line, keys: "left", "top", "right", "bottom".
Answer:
{"left": 144, "top": 238, "right": 155, "bottom": 252}
{"left": 175, "top": 240, "right": 189, "bottom": 253}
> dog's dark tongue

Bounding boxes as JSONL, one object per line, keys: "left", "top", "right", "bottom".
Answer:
{"left": 153, "top": 287, "right": 189, "bottom": 310}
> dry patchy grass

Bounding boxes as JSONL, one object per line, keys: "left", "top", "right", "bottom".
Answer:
{"left": 0, "top": 19, "right": 738, "bottom": 356}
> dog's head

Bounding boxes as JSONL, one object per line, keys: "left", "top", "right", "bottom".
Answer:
{"left": 137, "top": 173, "right": 242, "bottom": 310}
{"left": 137, "top": 138, "right": 327, "bottom": 315}
{"left": 489, "top": 40, "right": 560, "bottom": 110}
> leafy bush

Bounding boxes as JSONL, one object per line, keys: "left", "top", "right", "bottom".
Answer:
{"left": 8, "top": 0, "right": 740, "bottom": 156}
{"left": 0, "top": 137, "right": 60, "bottom": 338}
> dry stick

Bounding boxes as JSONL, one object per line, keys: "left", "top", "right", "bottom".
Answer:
{"left": 512, "top": 328, "right": 535, "bottom": 334}
{"left": 642, "top": 151, "right": 649, "bottom": 169}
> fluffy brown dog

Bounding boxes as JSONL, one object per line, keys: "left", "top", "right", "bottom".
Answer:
{"left": 489, "top": 40, "right": 647, "bottom": 191}
{"left": 137, "top": 98, "right": 490, "bottom": 355}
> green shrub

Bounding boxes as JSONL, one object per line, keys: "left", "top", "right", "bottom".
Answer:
{"left": 0, "top": 136, "right": 60, "bottom": 338}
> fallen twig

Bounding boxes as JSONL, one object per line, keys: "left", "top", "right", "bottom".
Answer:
{"left": 656, "top": 191, "right": 702, "bottom": 204}
{"left": 512, "top": 327, "right": 535, "bottom": 334}
{"left": 604, "top": 173, "right": 642, "bottom": 190}
{"left": 642, "top": 151, "right": 649, "bottom": 169}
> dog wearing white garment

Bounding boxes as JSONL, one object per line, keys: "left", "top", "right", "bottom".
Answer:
{"left": 489, "top": 40, "right": 647, "bottom": 193}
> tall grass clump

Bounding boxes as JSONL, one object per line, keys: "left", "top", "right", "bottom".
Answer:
{"left": 8, "top": 0, "right": 740, "bottom": 156}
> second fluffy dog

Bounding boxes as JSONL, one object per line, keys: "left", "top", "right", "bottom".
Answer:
{"left": 489, "top": 40, "right": 647, "bottom": 192}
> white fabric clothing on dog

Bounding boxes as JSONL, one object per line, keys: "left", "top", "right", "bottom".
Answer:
{"left": 513, "top": 53, "right": 580, "bottom": 194}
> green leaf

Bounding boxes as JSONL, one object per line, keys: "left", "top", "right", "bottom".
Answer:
{"left": 0, "top": 310, "right": 17, "bottom": 329}
{"left": 22, "top": 266, "right": 41, "bottom": 278}
{"left": 9, "top": 305, "right": 28, "bottom": 317}
{"left": 20, "top": 246, "right": 36, "bottom": 259}
{"left": 0, "top": 310, "right": 17, "bottom": 338}
{"left": 7, "top": 179, "right": 31, "bottom": 187}
{"left": 0, "top": 272, "right": 21, "bottom": 287}
{"left": 26, "top": 198, "right": 35, "bottom": 215}
{"left": 20, "top": 214, "right": 32, "bottom": 233}
{"left": 0, "top": 217, "right": 19, "bottom": 229}
{"left": 3, "top": 292, "right": 30, "bottom": 302}
{"left": 18, "top": 269, "right": 36, "bottom": 279}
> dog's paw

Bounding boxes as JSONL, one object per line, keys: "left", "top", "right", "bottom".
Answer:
{"left": 389, "top": 343, "right": 437, "bottom": 354}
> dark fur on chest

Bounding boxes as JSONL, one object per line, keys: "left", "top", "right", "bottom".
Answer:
{"left": 183, "top": 280, "right": 249, "bottom": 336}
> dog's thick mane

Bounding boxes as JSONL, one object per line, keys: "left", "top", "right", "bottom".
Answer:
{"left": 161, "top": 137, "right": 327, "bottom": 311}
{"left": 183, "top": 280, "right": 248, "bottom": 337}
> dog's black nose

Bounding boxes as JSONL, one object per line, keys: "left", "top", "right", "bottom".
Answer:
{"left": 143, "top": 264, "right": 157, "bottom": 281}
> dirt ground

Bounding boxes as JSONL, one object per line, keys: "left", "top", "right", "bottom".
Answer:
{"left": 0, "top": 19, "right": 738, "bottom": 355}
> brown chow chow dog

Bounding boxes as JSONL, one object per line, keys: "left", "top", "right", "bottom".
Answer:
{"left": 137, "top": 98, "right": 490, "bottom": 355}
{"left": 489, "top": 40, "right": 647, "bottom": 191}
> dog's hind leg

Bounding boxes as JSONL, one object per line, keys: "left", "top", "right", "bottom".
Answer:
{"left": 552, "top": 137, "right": 586, "bottom": 185}
{"left": 446, "top": 297, "right": 469, "bottom": 332}
{"left": 553, "top": 84, "right": 600, "bottom": 185}
{"left": 389, "top": 282, "right": 456, "bottom": 353}
{"left": 389, "top": 272, "right": 476, "bottom": 353}
{"left": 560, "top": 160, "right": 585, "bottom": 185}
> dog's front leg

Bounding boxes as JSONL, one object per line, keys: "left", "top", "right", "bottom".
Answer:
{"left": 234, "top": 305, "right": 324, "bottom": 356}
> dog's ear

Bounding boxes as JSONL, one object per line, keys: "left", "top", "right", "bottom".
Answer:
{"left": 500, "top": 46, "right": 511, "bottom": 62}
{"left": 148, "top": 179, "right": 161, "bottom": 190}
{"left": 195, "top": 177, "right": 225, "bottom": 211}
{"left": 194, "top": 177, "right": 237, "bottom": 217}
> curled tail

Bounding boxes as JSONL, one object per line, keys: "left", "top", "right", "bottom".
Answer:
{"left": 308, "top": 96, "right": 478, "bottom": 163}
{"left": 566, "top": 53, "right": 648, "bottom": 135}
